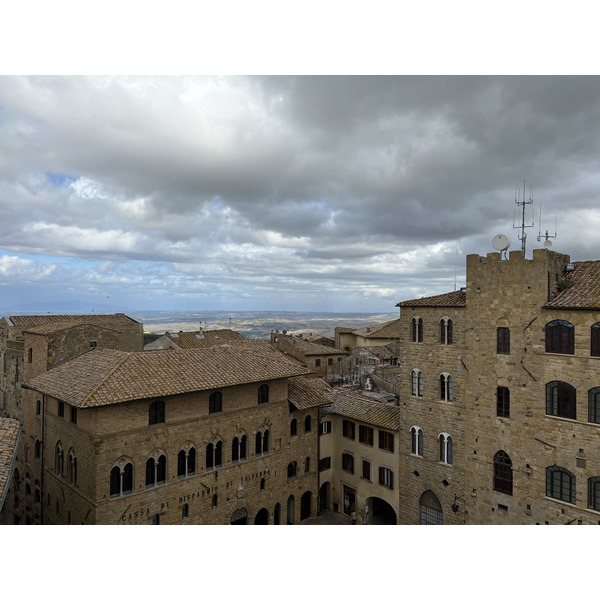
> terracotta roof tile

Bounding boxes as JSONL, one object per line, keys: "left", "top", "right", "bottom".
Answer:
{"left": 321, "top": 390, "right": 400, "bottom": 430}
{"left": 163, "top": 329, "right": 249, "bottom": 349}
{"left": 6, "top": 313, "right": 139, "bottom": 327}
{"left": 0, "top": 417, "right": 21, "bottom": 510}
{"left": 288, "top": 376, "right": 333, "bottom": 410}
{"left": 545, "top": 260, "right": 600, "bottom": 308}
{"left": 396, "top": 289, "right": 466, "bottom": 308}
{"left": 279, "top": 335, "right": 347, "bottom": 356}
{"left": 26, "top": 347, "right": 312, "bottom": 408}
{"left": 351, "top": 319, "right": 402, "bottom": 338}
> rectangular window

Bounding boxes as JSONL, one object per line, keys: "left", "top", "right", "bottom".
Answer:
{"left": 497, "top": 328, "right": 510, "bottom": 354}
{"left": 379, "top": 431, "right": 394, "bottom": 452}
{"left": 57, "top": 401, "right": 64, "bottom": 419}
{"left": 342, "top": 419, "right": 355, "bottom": 439}
{"left": 342, "top": 452, "right": 354, "bottom": 474}
{"left": 315, "top": 359, "right": 321, "bottom": 367}
{"left": 328, "top": 358, "right": 333, "bottom": 365}
{"left": 70, "top": 406, "right": 78, "bottom": 425}
{"left": 320, "top": 421, "right": 331, "bottom": 435}
{"left": 379, "top": 466, "right": 393, "bottom": 489}
{"left": 319, "top": 457, "right": 331, "bottom": 471}
{"left": 361, "top": 460, "right": 371, "bottom": 481}
{"left": 359, "top": 425, "right": 373, "bottom": 446}
{"left": 497, "top": 387, "right": 510, "bottom": 418}
{"left": 182, "top": 503, "right": 189, "bottom": 519}
{"left": 89, "top": 340, "right": 98, "bottom": 348}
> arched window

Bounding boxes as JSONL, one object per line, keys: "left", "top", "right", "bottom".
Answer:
{"left": 55, "top": 442, "right": 64, "bottom": 476}
{"left": 209, "top": 392, "right": 222, "bottom": 414}
{"left": 67, "top": 449, "right": 77, "bottom": 486}
{"left": 588, "top": 387, "right": 600, "bottom": 424}
{"left": 412, "top": 369, "right": 423, "bottom": 397}
{"left": 212, "top": 494, "right": 218, "bottom": 509}
{"left": 178, "top": 446, "right": 196, "bottom": 477}
{"left": 287, "top": 461, "right": 297, "bottom": 479}
{"left": 110, "top": 459, "right": 134, "bottom": 497}
{"left": 440, "top": 373, "right": 453, "bottom": 401}
{"left": 412, "top": 317, "right": 423, "bottom": 343}
{"left": 256, "top": 429, "right": 269, "bottom": 455}
{"left": 232, "top": 437, "right": 239, "bottom": 462}
{"left": 440, "top": 317, "right": 453, "bottom": 345}
{"left": 411, "top": 426, "right": 423, "bottom": 456}
{"left": 493, "top": 451, "right": 513, "bottom": 495}
{"left": 546, "top": 466, "right": 576, "bottom": 504}
{"left": 290, "top": 418, "right": 297, "bottom": 437}
{"left": 258, "top": 384, "right": 269, "bottom": 405}
{"left": 274, "top": 503, "right": 281, "bottom": 525}
{"left": 419, "top": 490, "right": 443, "bottom": 525}
{"left": 588, "top": 477, "right": 600, "bottom": 512}
{"left": 545, "top": 320, "right": 574, "bottom": 354}
{"left": 146, "top": 458, "right": 156, "bottom": 486}
{"left": 439, "top": 433, "right": 453, "bottom": 464}
{"left": 591, "top": 323, "right": 600, "bottom": 356}
{"left": 215, "top": 441, "right": 222, "bottom": 467}
{"left": 240, "top": 435, "right": 247, "bottom": 460}
{"left": 146, "top": 452, "right": 167, "bottom": 486}
{"left": 304, "top": 415, "right": 311, "bottom": 433}
{"left": 148, "top": 400, "right": 165, "bottom": 425}
{"left": 546, "top": 381, "right": 576, "bottom": 420}
{"left": 28, "top": 347, "right": 33, "bottom": 363}
{"left": 34, "top": 439, "right": 41, "bottom": 460}
{"left": 206, "top": 442, "right": 214, "bottom": 469}
{"left": 260, "top": 477, "right": 265, "bottom": 491}
{"left": 305, "top": 457, "right": 310, "bottom": 472}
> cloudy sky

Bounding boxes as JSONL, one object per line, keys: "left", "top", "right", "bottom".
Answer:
{"left": 1, "top": 75, "right": 600, "bottom": 313}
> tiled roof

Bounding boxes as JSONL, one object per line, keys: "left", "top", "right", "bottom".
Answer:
{"left": 163, "top": 329, "right": 249, "bottom": 349}
{"left": 354, "top": 345, "right": 395, "bottom": 359}
{"left": 25, "top": 346, "right": 312, "bottom": 408}
{"left": 288, "top": 376, "right": 333, "bottom": 410}
{"left": 24, "top": 322, "right": 123, "bottom": 335}
{"left": 335, "top": 327, "right": 355, "bottom": 334}
{"left": 396, "top": 289, "right": 466, "bottom": 308}
{"left": 352, "top": 319, "right": 402, "bottom": 338}
{"left": 279, "top": 335, "right": 347, "bottom": 356}
{"left": 0, "top": 417, "right": 21, "bottom": 511}
{"left": 545, "top": 260, "right": 600, "bottom": 309}
{"left": 6, "top": 313, "right": 139, "bottom": 327}
{"left": 321, "top": 390, "right": 400, "bottom": 430}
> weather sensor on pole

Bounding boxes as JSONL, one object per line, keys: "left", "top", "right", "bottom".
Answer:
{"left": 537, "top": 202, "right": 557, "bottom": 249}
{"left": 513, "top": 181, "right": 534, "bottom": 258}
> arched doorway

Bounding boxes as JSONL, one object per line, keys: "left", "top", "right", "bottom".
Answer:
{"left": 230, "top": 508, "right": 248, "bottom": 525}
{"left": 366, "top": 497, "right": 397, "bottom": 525}
{"left": 300, "top": 491, "right": 312, "bottom": 521}
{"left": 318, "top": 482, "right": 330, "bottom": 511}
{"left": 254, "top": 508, "right": 269, "bottom": 525}
{"left": 287, "top": 495, "right": 295, "bottom": 524}
{"left": 274, "top": 503, "right": 281, "bottom": 525}
{"left": 419, "top": 490, "right": 443, "bottom": 525}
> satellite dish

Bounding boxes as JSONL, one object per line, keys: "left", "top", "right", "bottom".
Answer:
{"left": 543, "top": 239, "right": 553, "bottom": 249}
{"left": 492, "top": 234, "right": 511, "bottom": 252}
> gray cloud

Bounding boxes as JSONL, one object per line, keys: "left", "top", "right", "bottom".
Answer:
{"left": 1, "top": 76, "right": 600, "bottom": 312}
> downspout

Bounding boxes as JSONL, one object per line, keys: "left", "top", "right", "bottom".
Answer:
{"left": 40, "top": 394, "right": 45, "bottom": 525}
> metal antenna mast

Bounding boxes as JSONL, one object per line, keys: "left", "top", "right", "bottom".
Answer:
{"left": 513, "top": 180, "right": 534, "bottom": 257}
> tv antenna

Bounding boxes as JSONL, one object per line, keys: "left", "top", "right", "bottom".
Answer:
{"left": 513, "top": 180, "right": 534, "bottom": 257}
{"left": 537, "top": 202, "right": 557, "bottom": 249}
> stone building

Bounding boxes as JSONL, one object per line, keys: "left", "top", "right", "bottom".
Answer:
{"left": 144, "top": 328, "right": 249, "bottom": 350}
{"left": 0, "top": 314, "right": 143, "bottom": 423}
{"left": 318, "top": 389, "right": 400, "bottom": 524}
{"left": 270, "top": 331, "right": 348, "bottom": 380}
{"left": 391, "top": 248, "right": 600, "bottom": 524}
{"left": 0, "top": 417, "right": 21, "bottom": 517}
{"left": 335, "top": 319, "right": 402, "bottom": 352}
{"left": 8, "top": 344, "right": 328, "bottom": 525}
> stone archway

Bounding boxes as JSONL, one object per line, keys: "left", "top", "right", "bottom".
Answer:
{"left": 300, "top": 491, "right": 312, "bottom": 521}
{"left": 318, "top": 481, "right": 330, "bottom": 511}
{"left": 366, "top": 497, "right": 397, "bottom": 525}
{"left": 254, "top": 508, "right": 269, "bottom": 525}
{"left": 419, "top": 490, "right": 443, "bottom": 525}
{"left": 230, "top": 507, "right": 248, "bottom": 525}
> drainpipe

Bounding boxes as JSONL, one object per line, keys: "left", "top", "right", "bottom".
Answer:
{"left": 40, "top": 394, "right": 45, "bottom": 525}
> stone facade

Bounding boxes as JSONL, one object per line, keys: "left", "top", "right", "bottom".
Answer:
{"left": 7, "top": 345, "right": 325, "bottom": 525}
